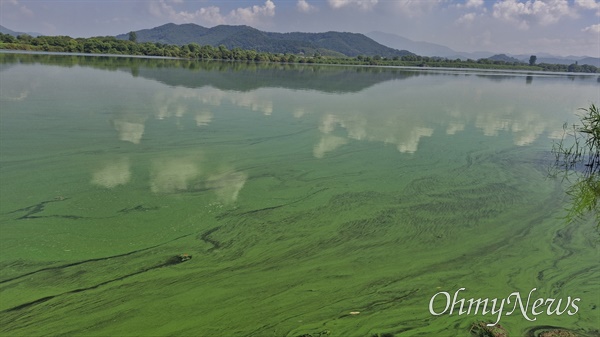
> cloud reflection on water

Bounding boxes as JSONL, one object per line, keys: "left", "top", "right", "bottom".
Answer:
{"left": 314, "top": 112, "right": 434, "bottom": 155}
{"left": 314, "top": 134, "right": 349, "bottom": 158}
{"left": 195, "top": 110, "right": 213, "bottom": 126}
{"left": 3, "top": 59, "right": 593, "bottom": 205}
{"left": 111, "top": 119, "right": 146, "bottom": 144}
{"left": 89, "top": 153, "right": 248, "bottom": 203}
{"left": 102, "top": 67, "right": 596, "bottom": 163}
{"left": 206, "top": 171, "right": 248, "bottom": 204}
{"left": 150, "top": 156, "right": 202, "bottom": 193}
{"left": 148, "top": 157, "right": 247, "bottom": 203}
{"left": 91, "top": 157, "right": 132, "bottom": 188}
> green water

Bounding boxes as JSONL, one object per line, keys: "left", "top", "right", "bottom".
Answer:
{"left": 0, "top": 53, "right": 598, "bottom": 337}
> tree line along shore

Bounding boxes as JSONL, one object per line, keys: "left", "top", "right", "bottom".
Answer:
{"left": 1, "top": 32, "right": 597, "bottom": 73}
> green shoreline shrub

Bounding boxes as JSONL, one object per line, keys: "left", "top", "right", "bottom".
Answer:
{"left": 552, "top": 103, "right": 600, "bottom": 226}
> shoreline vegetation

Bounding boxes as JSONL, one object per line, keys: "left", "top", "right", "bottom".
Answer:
{"left": 1, "top": 33, "right": 598, "bottom": 73}
{"left": 552, "top": 104, "right": 600, "bottom": 226}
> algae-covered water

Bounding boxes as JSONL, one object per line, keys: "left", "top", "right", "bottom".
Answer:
{"left": 0, "top": 53, "right": 598, "bottom": 337}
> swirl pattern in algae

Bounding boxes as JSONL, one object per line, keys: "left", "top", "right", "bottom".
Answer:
{"left": 0, "top": 55, "right": 598, "bottom": 337}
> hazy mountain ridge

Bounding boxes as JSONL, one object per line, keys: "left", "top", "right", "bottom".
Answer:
{"left": 488, "top": 54, "right": 522, "bottom": 63}
{"left": 0, "top": 25, "right": 40, "bottom": 37}
{"left": 578, "top": 57, "right": 600, "bottom": 67}
{"left": 366, "top": 30, "right": 599, "bottom": 66}
{"left": 116, "top": 23, "right": 413, "bottom": 58}
{"left": 366, "top": 31, "right": 457, "bottom": 58}
{"left": 512, "top": 55, "right": 600, "bottom": 67}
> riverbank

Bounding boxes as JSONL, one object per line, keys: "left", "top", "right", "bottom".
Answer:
{"left": 1, "top": 33, "right": 597, "bottom": 73}
{"left": 3, "top": 50, "right": 600, "bottom": 77}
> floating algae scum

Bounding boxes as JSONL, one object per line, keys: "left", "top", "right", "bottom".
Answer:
{"left": 0, "top": 54, "right": 598, "bottom": 336}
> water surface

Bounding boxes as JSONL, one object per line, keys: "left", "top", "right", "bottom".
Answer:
{"left": 0, "top": 54, "right": 598, "bottom": 336}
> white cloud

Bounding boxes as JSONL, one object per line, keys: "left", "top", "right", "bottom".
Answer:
{"left": 328, "top": 0, "right": 378, "bottom": 10}
{"left": 148, "top": 0, "right": 275, "bottom": 26}
{"left": 492, "top": 0, "right": 577, "bottom": 29}
{"left": 391, "top": 0, "right": 444, "bottom": 17}
{"left": 582, "top": 23, "right": 600, "bottom": 32}
{"left": 230, "top": 0, "right": 276, "bottom": 23}
{"left": 575, "top": 0, "right": 600, "bottom": 15}
{"left": 456, "top": 0, "right": 484, "bottom": 8}
{"left": 297, "top": 0, "right": 317, "bottom": 13}
{"left": 196, "top": 6, "right": 226, "bottom": 25}
{"left": 148, "top": 1, "right": 223, "bottom": 24}
{"left": 575, "top": 0, "right": 600, "bottom": 9}
{"left": 465, "top": 0, "right": 484, "bottom": 8}
{"left": 456, "top": 12, "right": 477, "bottom": 24}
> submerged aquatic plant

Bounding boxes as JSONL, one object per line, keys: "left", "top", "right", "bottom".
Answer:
{"left": 469, "top": 321, "right": 508, "bottom": 337}
{"left": 538, "top": 329, "right": 578, "bottom": 337}
{"left": 551, "top": 103, "right": 600, "bottom": 226}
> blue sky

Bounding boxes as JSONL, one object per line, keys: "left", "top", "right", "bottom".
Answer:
{"left": 1, "top": 0, "right": 599, "bottom": 57}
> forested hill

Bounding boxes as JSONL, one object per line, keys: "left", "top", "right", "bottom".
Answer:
{"left": 115, "top": 23, "right": 414, "bottom": 58}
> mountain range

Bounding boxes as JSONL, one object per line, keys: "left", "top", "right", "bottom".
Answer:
{"left": 2, "top": 23, "right": 598, "bottom": 66}
{"left": 0, "top": 25, "right": 40, "bottom": 37}
{"left": 117, "top": 24, "right": 598, "bottom": 66}
{"left": 365, "top": 31, "right": 458, "bottom": 58}
{"left": 366, "top": 30, "right": 599, "bottom": 67}
{"left": 116, "top": 23, "right": 413, "bottom": 58}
